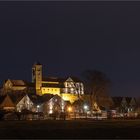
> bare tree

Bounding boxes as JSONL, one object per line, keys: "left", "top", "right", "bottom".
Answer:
{"left": 82, "top": 70, "right": 113, "bottom": 112}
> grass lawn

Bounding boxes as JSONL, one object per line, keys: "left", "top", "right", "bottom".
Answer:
{"left": 0, "top": 119, "right": 140, "bottom": 139}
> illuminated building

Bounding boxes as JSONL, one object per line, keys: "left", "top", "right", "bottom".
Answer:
{"left": 1, "top": 63, "right": 84, "bottom": 108}
{"left": 3, "top": 80, "right": 27, "bottom": 91}
{"left": 1, "top": 62, "right": 84, "bottom": 103}
{"left": 32, "top": 62, "right": 84, "bottom": 103}
{"left": 0, "top": 95, "right": 15, "bottom": 110}
{"left": 0, "top": 93, "right": 34, "bottom": 112}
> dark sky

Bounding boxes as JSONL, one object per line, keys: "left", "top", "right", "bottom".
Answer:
{"left": 0, "top": 1, "right": 140, "bottom": 97}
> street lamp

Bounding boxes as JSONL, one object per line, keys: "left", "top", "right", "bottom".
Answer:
{"left": 83, "top": 105, "right": 89, "bottom": 118}
{"left": 37, "top": 105, "right": 40, "bottom": 112}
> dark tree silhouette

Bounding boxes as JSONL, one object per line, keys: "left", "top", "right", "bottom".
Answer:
{"left": 82, "top": 70, "right": 113, "bottom": 111}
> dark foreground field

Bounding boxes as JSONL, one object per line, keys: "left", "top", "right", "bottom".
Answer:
{"left": 0, "top": 119, "right": 140, "bottom": 139}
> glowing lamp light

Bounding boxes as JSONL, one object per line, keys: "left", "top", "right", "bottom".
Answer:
{"left": 84, "top": 105, "right": 88, "bottom": 110}
{"left": 49, "top": 110, "right": 53, "bottom": 114}
{"left": 68, "top": 107, "right": 72, "bottom": 112}
{"left": 37, "top": 105, "right": 40, "bottom": 112}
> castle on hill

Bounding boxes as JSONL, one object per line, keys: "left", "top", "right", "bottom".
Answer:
{"left": 2, "top": 62, "right": 84, "bottom": 103}
{"left": 0, "top": 62, "right": 139, "bottom": 120}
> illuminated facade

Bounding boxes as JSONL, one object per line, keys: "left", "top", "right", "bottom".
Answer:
{"left": 1, "top": 62, "right": 84, "bottom": 104}
{"left": 0, "top": 94, "right": 34, "bottom": 112}
{"left": 16, "top": 95, "right": 34, "bottom": 112}
{"left": 3, "top": 79, "right": 27, "bottom": 91}
{"left": 32, "top": 62, "right": 84, "bottom": 103}
{"left": 42, "top": 95, "right": 66, "bottom": 115}
{"left": 1, "top": 63, "right": 139, "bottom": 119}
{"left": 63, "top": 77, "right": 84, "bottom": 95}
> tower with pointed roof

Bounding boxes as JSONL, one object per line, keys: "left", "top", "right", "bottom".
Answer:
{"left": 32, "top": 62, "right": 42, "bottom": 95}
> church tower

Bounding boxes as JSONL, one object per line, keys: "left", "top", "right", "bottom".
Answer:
{"left": 32, "top": 62, "right": 42, "bottom": 95}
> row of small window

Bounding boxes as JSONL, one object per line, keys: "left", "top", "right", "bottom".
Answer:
{"left": 43, "top": 88, "right": 58, "bottom": 92}
{"left": 65, "top": 82, "right": 83, "bottom": 87}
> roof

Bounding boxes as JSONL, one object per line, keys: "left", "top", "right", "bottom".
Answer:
{"left": 42, "top": 77, "right": 66, "bottom": 83}
{"left": 4, "top": 93, "right": 53, "bottom": 105}
{"left": 8, "top": 93, "right": 26, "bottom": 105}
{"left": 42, "top": 76, "right": 83, "bottom": 84}
{"left": 0, "top": 95, "right": 7, "bottom": 105}
{"left": 9, "top": 80, "right": 26, "bottom": 86}
{"left": 112, "top": 96, "right": 136, "bottom": 107}
{"left": 0, "top": 95, "right": 15, "bottom": 108}
{"left": 66, "top": 77, "right": 83, "bottom": 83}
{"left": 29, "top": 94, "right": 54, "bottom": 105}
{"left": 125, "top": 97, "right": 132, "bottom": 104}
{"left": 134, "top": 97, "right": 140, "bottom": 106}
{"left": 112, "top": 97, "right": 123, "bottom": 107}
{"left": 4, "top": 79, "right": 35, "bottom": 87}
{"left": 42, "top": 83, "right": 65, "bottom": 88}
{"left": 0, "top": 92, "right": 34, "bottom": 106}
{"left": 65, "top": 76, "right": 82, "bottom": 82}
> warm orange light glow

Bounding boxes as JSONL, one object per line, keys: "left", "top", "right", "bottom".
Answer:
{"left": 61, "top": 94, "right": 79, "bottom": 103}
{"left": 67, "top": 106, "right": 72, "bottom": 112}
{"left": 49, "top": 110, "right": 53, "bottom": 114}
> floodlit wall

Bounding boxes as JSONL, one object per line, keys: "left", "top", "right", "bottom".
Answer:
{"left": 41, "top": 87, "right": 60, "bottom": 95}
{"left": 61, "top": 93, "right": 79, "bottom": 103}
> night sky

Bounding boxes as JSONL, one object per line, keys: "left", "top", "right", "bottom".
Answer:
{"left": 0, "top": 1, "right": 140, "bottom": 97}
